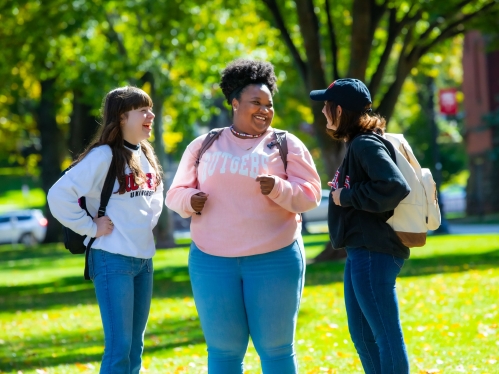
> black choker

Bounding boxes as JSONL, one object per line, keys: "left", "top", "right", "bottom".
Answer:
{"left": 124, "top": 140, "right": 140, "bottom": 150}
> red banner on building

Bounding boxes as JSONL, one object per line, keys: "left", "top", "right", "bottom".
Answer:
{"left": 439, "top": 88, "right": 458, "bottom": 115}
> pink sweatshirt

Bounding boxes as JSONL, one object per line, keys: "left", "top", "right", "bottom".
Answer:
{"left": 165, "top": 127, "right": 322, "bottom": 257}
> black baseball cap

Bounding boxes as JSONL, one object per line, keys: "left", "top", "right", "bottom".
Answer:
{"left": 310, "top": 78, "right": 372, "bottom": 113}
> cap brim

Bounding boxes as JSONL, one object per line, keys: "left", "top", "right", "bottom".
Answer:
{"left": 309, "top": 89, "right": 328, "bottom": 101}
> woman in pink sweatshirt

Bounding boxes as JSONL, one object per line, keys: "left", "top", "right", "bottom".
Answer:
{"left": 166, "top": 59, "right": 321, "bottom": 374}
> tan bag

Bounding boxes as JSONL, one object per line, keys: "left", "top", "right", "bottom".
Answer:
{"left": 384, "top": 133, "right": 441, "bottom": 247}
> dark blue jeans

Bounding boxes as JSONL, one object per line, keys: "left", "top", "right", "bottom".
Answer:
{"left": 344, "top": 247, "right": 409, "bottom": 374}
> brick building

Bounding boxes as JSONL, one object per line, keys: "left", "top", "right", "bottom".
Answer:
{"left": 462, "top": 31, "right": 499, "bottom": 215}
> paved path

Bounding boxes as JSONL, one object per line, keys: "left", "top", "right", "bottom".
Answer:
{"left": 173, "top": 222, "right": 499, "bottom": 239}
{"left": 447, "top": 224, "right": 499, "bottom": 234}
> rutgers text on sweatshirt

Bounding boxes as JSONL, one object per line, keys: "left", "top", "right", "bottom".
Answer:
{"left": 165, "top": 127, "right": 321, "bottom": 257}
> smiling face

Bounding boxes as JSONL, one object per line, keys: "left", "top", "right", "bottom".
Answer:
{"left": 232, "top": 84, "right": 274, "bottom": 135}
{"left": 121, "top": 106, "right": 155, "bottom": 145}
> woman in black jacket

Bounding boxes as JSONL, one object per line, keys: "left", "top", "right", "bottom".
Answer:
{"left": 310, "top": 79, "right": 411, "bottom": 374}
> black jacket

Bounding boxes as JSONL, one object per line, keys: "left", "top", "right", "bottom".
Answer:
{"left": 328, "top": 133, "right": 411, "bottom": 259}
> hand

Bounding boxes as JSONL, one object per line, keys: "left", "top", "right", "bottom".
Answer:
{"left": 255, "top": 175, "right": 276, "bottom": 195}
{"left": 191, "top": 192, "right": 209, "bottom": 213}
{"left": 331, "top": 188, "right": 343, "bottom": 206}
{"left": 94, "top": 215, "right": 114, "bottom": 238}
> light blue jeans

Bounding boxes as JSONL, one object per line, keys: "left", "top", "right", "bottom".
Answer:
{"left": 188, "top": 240, "right": 305, "bottom": 374}
{"left": 344, "top": 247, "right": 409, "bottom": 374}
{"left": 88, "top": 248, "right": 153, "bottom": 374}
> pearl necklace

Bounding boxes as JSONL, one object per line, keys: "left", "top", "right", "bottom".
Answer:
{"left": 230, "top": 125, "right": 265, "bottom": 138}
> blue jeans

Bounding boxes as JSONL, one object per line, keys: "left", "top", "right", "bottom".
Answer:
{"left": 189, "top": 240, "right": 305, "bottom": 374}
{"left": 344, "top": 247, "right": 409, "bottom": 374}
{"left": 88, "top": 248, "right": 153, "bottom": 374}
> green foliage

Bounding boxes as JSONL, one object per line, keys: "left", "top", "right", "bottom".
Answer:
{"left": 1, "top": 0, "right": 498, "bottom": 185}
{"left": 1, "top": 234, "right": 498, "bottom": 372}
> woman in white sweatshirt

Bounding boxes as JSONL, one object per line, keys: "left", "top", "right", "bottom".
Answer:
{"left": 48, "top": 86, "right": 163, "bottom": 374}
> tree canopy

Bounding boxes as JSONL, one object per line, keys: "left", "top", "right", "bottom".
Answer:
{"left": 1, "top": 0, "right": 497, "bottom": 242}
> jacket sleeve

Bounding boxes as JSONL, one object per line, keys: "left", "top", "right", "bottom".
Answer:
{"left": 165, "top": 138, "right": 203, "bottom": 218}
{"left": 340, "top": 144, "right": 410, "bottom": 212}
{"left": 47, "top": 147, "right": 112, "bottom": 237}
{"left": 266, "top": 133, "right": 322, "bottom": 213}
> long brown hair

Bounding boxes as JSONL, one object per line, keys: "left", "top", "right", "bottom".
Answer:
{"left": 73, "top": 86, "right": 162, "bottom": 194}
{"left": 325, "top": 101, "right": 386, "bottom": 141}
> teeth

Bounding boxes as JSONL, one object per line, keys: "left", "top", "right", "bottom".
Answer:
{"left": 255, "top": 116, "right": 266, "bottom": 120}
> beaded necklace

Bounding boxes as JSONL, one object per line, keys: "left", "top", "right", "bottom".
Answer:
{"left": 230, "top": 125, "right": 265, "bottom": 138}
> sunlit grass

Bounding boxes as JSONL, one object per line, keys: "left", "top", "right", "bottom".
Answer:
{"left": 1, "top": 234, "right": 498, "bottom": 373}
{"left": 0, "top": 188, "right": 46, "bottom": 213}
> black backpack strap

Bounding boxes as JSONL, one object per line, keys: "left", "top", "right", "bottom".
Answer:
{"left": 267, "top": 129, "right": 288, "bottom": 172}
{"left": 84, "top": 156, "right": 117, "bottom": 280}
{"left": 195, "top": 128, "right": 225, "bottom": 168}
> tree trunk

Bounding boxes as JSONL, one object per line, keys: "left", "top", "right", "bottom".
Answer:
{"left": 68, "top": 90, "right": 98, "bottom": 158}
{"left": 294, "top": 0, "right": 346, "bottom": 176}
{"left": 144, "top": 72, "right": 176, "bottom": 249}
{"left": 348, "top": 0, "right": 374, "bottom": 80}
{"left": 37, "top": 78, "right": 64, "bottom": 243}
{"left": 313, "top": 241, "right": 347, "bottom": 262}
{"left": 375, "top": 58, "right": 414, "bottom": 122}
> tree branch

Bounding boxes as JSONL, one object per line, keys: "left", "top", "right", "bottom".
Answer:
{"left": 416, "top": 1, "right": 497, "bottom": 59}
{"left": 261, "top": 0, "right": 308, "bottom": 84}
{"left": 418, "top": 0, "right": 474, "bottom": 42}
{"left": 325, "top": 0, "right": 340, "bottom": 80}
{"left": 369, "top": 6, "right": 422, "bottom": 97}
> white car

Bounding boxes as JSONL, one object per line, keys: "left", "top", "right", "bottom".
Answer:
{"left": 303, "top": 189, "right": 330, "bottom": 222}
{"left": 0, "top": 209, "right": 48, "bottom": 245}
{"left": 440, "top": 186, "right": 466, "bottom": 214}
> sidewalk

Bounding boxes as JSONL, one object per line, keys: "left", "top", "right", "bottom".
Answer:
{"left": 173, "top": 222, "right": 499, "bottom": 240}
{"left": 447, "top": 223, "right": 499, "bottom": 234}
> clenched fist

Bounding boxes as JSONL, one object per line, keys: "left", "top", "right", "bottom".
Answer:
{"left": 191, "top": 192, "right": 209, "bottom": 214}
{"left": 255, "top": 175, "right": 276, "bottom": 195}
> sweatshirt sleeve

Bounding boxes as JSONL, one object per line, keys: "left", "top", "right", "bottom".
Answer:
{"left": 266, "top": 133, "right": 322, "bottom": 213}
{"left": 165, "top": 138, "right": 203, "bottom": 218}
{"left": 47, "top": 146, "right": 112, "bottom": 237}
{"left": 340, "top": 144, "right": 410, "bottom": 212}
{"left": 150, "top": 181, "right": 164, "bottom": 228}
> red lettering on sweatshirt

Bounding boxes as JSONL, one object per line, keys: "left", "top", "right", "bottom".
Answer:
{"left": 125, "top": 173, "right": 156, "bottom": 192}
{"left": 331, "top": 168, "right": 350, "bottom": 190}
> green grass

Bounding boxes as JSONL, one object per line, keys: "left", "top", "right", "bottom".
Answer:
{"left": 0, "top": 168, "right": 45, "bottom": 213}
{"left": 1, "top": 234, "right": 498, "bottom": 373}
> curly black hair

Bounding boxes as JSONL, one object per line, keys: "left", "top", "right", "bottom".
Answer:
{"left": 220, "top": 59, "right": 278, "bottom": 105}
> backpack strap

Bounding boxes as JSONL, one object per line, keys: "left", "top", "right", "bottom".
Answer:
{"left": 84, "top": 156, "right": 117, "bottom": 280}
{"left": 196, "top": 128, "right": 225, "bottom": 168}
{"left": 267, "top": 129, "right": 288, "bottom": 172}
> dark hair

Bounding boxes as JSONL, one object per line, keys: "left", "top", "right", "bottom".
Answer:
{"left": 72, "top": 86, "right": 162, "bottom": 194}
{"left": 220, "top": 59, "right": 278, "bottom": 105}
{"left": 325, "top": 101, "right": 386, "bottom": 141}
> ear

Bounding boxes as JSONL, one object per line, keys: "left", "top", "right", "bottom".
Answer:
{"left": 336, "top": 105, "right": 342, "bottom": 117}
{"left": 231, "top": 97, "right": 239, "bottom": 111}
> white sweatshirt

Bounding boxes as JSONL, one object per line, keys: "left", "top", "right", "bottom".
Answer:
{"left": 48, "top": 145, "right": 163, "bottom": 259}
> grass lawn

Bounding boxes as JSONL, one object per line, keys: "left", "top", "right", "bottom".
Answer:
{"left": 1, "top": 234, "right": 498, "bottom": 373}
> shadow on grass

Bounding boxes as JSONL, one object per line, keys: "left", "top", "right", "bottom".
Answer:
{"left": 0, "top": 264, "right": 193, "bottom": 313}
{"left": 305, "top": 247, "right": 499, "bottom": 286}
{"left": 0, "top": 316, "right": 204, "bottom": 372}
{"left": 0, "top": 240, "right": 196, "bottom": 313}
